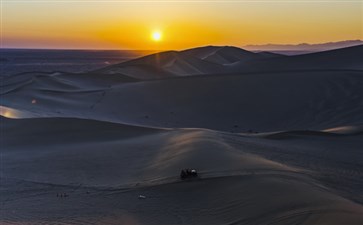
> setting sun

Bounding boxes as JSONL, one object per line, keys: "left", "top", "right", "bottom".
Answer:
{"left": 151, "top": 31, "right": 162, "bottom": 42}
{"left": 3, "top": 2, "right": 362, "bottom": 50}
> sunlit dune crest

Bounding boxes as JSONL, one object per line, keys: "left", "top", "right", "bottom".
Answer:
{"left": 0, "top": 106, "right": 20, "bottom": 118}
{"left": 0, "top": 105, "right": 37, "bottom": 119}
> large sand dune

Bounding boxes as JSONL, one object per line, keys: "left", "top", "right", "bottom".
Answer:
{"left": 2, "top": 69, "right": 363, "bottom": 132}
{"left": 2, "top": 116, "right": 363, "bottom": 224}
{"left": 96, "top": 44, "right": 363, "bottom": 79}
{"left": 1, "top": 45, "right": 363, "bottom": 224}
{"left": 96, "top": 45, "right": 288, "bottom": 79}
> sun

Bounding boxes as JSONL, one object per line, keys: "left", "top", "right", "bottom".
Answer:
{"left": 151, "top": 31, "right": 162, "bottom": 42}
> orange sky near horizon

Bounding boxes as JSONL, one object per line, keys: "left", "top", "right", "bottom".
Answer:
{"left": 2, "top": 1, "right": 362, "bottom": 50}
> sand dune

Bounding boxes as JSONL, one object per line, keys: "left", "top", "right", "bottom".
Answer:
{"left": 182, "top": 46, "right": 267, "bottom": 64}
{"left": 1, "top": 45, "right": 363, "bottom": 224}
{"left": 97, "top": 50, "right": 224, "bottom": 79}
{"left": 95, "top": 45, "right": 363, "bottom": 79}
{"left": 1, "top": 116, "right": 363, "bottom": 224}
{"left": 97, "top": 45, "right": 286, "bottom": 79}
{"left": 2, "top": 69, "right": 362, "bottom": 132}
{"left": 230, "top": 44, "right": 363, "bottom": 73}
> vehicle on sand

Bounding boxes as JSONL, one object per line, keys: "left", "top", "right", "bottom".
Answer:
{"left": 180, "top": 169, "right": 198, "bottom": 180}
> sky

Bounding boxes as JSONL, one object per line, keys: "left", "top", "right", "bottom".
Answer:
{"left": 1, "top": 0, "right": 362, "bottom": 50}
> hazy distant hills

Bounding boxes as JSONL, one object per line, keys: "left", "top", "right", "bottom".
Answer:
{"left": 244, "top": 40, "right": 363, "bottom": 52}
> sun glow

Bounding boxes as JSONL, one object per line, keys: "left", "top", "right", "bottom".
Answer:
{"left": 151, "top": 31, "right": 162, "bottom": 42}
{"left": 3, "top": 2, "right": 361, "bottom": 50}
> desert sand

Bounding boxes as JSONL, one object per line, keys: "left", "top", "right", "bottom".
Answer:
{"left": 1, "top": 45, "right": 363, "bottom": 224}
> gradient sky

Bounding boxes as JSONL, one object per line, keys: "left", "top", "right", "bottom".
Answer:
{"left": 2, "top": 0, "right": 362, "bottom": 50}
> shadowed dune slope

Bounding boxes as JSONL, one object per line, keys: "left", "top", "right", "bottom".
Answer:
{"left": 97, "top": 50, "right": 225, "bottom": 78}
{"left": 95, "top": 45, "right": 363, "bottom": 79}
{"left": 1, "top": 116, "right": 363, "bottom": 224}
{"left": 2, "top": 70, "right": 363, "bottom": 132}
{"left": 229, "top": 44, "right": 363, "bottom": 73}
{"left": 96, "top": 46, "right": 286, "bottom": 79}
{"left": 1, "top": 116, "right": 295, "bottom": 187}
{"left": 181, "top": 46, "right": 268, "bottom": 64}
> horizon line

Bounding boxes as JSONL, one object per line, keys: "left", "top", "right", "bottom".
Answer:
{"left": 1, "top": 40, "right": 362, "bottom": 51}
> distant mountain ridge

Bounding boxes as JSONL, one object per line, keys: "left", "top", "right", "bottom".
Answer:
{"left": 244, "top": 40, "right": 363, "bottom": 51}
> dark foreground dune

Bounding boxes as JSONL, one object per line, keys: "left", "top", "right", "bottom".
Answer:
{"left": 1, "top": 45, "right": 363, "bottom": 224}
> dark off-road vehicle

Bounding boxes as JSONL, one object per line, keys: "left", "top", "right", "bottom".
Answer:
{"left": 180, "top": 169, "right": 198, "bottom": 180}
